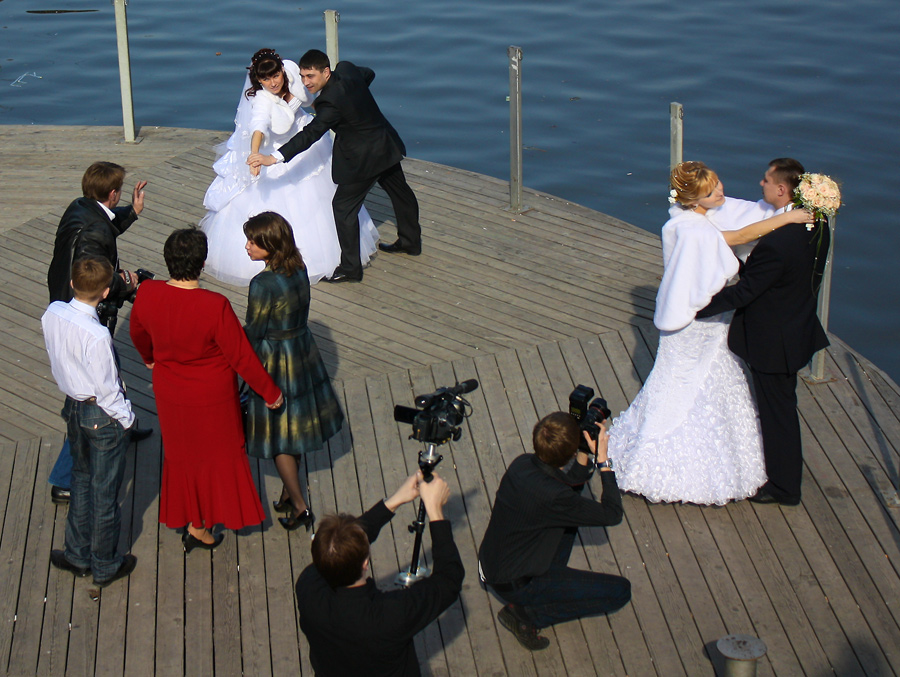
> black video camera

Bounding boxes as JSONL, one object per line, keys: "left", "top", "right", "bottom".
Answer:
{"left": 569, "top": 384, "right": 611, "bottom": 453}
{"left": 125, "top": 268, "right": 156, "bottom": 304}
{"left": 393, "top": 379, "right": 478, "bottom": 445}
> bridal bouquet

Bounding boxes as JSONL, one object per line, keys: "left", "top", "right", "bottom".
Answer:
{"left": 793, "top": 173, "right": 842, "bottom": 220}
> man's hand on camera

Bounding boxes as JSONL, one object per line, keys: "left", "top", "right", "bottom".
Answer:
{"left": 583, "top": 421, "right": 610, "bottom": 466}
{"left": 385, "top": 472, "right": 421, "bottom": 513}
{"left": 419, "top": 471, "right": 450, "bottom": 522}
{"left": 120, "top": 270, "right": 138, "bottom": 292}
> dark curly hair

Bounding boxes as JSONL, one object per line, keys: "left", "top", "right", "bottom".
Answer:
{"left": 163, "top": 228, "right": 207, "bottom": 281}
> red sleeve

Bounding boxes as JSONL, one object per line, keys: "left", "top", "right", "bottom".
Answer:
{"left": 129, "top": 285, "right": 154, "bottom": 365}
{"left": 215, "top": 296, "right": 281, "bottom": 405}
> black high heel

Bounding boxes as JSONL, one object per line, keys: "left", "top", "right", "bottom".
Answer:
{"left": 182, "top": 530, "right": 224, "bottom": 554}
{"left": 272, "top": 496, "right": 295, "bottom": 513}
{"left": 279, "top": 509, "right": 314, "bottom": 532}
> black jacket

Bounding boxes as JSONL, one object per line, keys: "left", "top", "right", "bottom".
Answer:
{"left": 479, "top": 454, "right": 623, "bottom": 585}
{"left": 697, "top": 220, "right": 830, "bottom": 374}
{"left": 47, "top": 197, "right": 137, "bottom": 304}
{"left": 295, "top": 501, "right": 464, "bottom": 677}
{"left": 277, "top": 61, "right": 406, "bottom": 184}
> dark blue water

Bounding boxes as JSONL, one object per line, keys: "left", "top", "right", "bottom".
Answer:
{"left": 3, "top": 0, "right": 899, "bottom": 381}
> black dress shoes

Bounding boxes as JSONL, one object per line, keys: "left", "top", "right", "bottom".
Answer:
{"left": 93, "top": 554, "right": 137, "bottom": 588}
{"left": 50, "top": 486, "right": 71, "bottom": 505}
{"left": 748, "top": 484, "right": 800, "bottom": 506}
{"left": 325, "top": 269, "right": 362, "bottom": 283}
{"left": 279, "top": 509, "right": 315, "bottom": 532}
{"left": 131, "top": 427, "right": 154, "bottom": 442}
{"left": 378, "top": 240, "right": 421, "bottom": 256}
{"left": 182, "top": 530, "right": 225, "bottom": 554}
{"left": 50, "top": 549, "right": 91, "bottom": 577}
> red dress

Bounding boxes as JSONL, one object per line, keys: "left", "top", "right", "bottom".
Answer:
{"left": 130, "top": 280, "right": 281, "bottom": 530}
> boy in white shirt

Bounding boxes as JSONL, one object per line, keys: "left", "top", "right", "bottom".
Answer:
{"left": 43, "top": 257, "right": 137, "bottom": 587}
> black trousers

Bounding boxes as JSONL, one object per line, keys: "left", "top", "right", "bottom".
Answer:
{"left": 332, "top": 162, "right": 421, "bottom": 275}
{"left": 751, "top": 368, "right": 803, "bottom": 501}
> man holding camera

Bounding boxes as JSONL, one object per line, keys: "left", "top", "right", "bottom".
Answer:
{"left": 295, "top": 471, "right": 464, "bottom": 676}
{"left": 479, "top": 411, "right": 631, "bottom": 651}
{"left": 45, "top": 162, "right": 152, "bottom": 505}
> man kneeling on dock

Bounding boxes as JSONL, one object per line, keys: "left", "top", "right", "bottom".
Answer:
{"left": 295, "top": 471, "right": 464, "bottom": 676}
{"left": 479, "top": 412, "right": 631, "bottom": 650}
{"left": 43, "top": 258, "right": 137, "bottom": 588}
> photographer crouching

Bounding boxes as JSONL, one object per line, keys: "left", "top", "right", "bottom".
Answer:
{"left": 478, "top": 410, "right": 631, "bottom": 651}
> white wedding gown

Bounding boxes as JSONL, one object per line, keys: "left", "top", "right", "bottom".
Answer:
{"left": 201, "top": 65, "right": 378, "bottom": 286}
{"left": 607, "top": 206, "right": 765, "bottom": 505}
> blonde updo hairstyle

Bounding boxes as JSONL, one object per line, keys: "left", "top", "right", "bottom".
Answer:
{"left": 670, "top": 161, "right": 719, "bottom": 209}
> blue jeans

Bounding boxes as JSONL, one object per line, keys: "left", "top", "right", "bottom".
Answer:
{"left": 48, "top": 439, "right": 73, "bottom": 488}
{"left": 494, "top": 529, "right": 631, "bottom": 629}
{"left": 50, "top": 345, "right": 123, "bottom": 490}
{"left": 62, "top": 397, "right": 131, "bottom": 581}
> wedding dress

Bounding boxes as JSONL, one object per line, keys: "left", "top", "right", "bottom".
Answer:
{"left": 607, "top": 205, "right": 766, "bottom": 505}
{"left": 201, "top": 61, "right": 378, "bottom": 286}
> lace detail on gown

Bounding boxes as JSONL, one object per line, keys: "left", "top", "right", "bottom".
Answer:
{"left": 608, "top": 313, "right": 765, "bottom": 505}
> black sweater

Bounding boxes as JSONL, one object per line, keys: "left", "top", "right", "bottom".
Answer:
{"left": 479, "top": 454, "right": 623, "bottom": 584}
{"left": 296, "top": 500, "right": 464, "bottom": 677}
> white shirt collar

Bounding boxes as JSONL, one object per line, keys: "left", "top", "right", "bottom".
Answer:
{"left": 97, "top": 201, "right": 115, "bottom": 220}
{"left": 69, "top": 297, "right": 100, "bottom": 321}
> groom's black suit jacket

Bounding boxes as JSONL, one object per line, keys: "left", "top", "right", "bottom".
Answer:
{"left": 698, "top": 220, "right": 830, "bottom": 374}
{"left": 277, "top": 61, "right": 406, "bottom": 185}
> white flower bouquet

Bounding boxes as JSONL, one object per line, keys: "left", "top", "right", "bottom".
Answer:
{"left": 792, "top": 173, "right": 841, "bottom": 220}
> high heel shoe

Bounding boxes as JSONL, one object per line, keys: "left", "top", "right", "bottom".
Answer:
{"left": 279, "top": 509, "right": 314, "bottom": 532}
{"left": 272, "top": 496, "right": 295, "bottom": 513}
{"left": 182, "top": 530, "right": 225, "bottom": 554}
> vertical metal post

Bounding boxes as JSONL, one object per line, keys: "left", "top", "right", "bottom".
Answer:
{"left": 508, "top": 45, "right": 524, "bottom": 213}
{"left": 324, "top": 10, "right": 340, "bottom": 69}
{"left": 112, "top": 0, "right": 138, "bottom": 143}
{"left": 670, "top": 102, "right": 683, "bottom": 169}
{"left": 807, "top": 217, "right": 835, "bottom": 381}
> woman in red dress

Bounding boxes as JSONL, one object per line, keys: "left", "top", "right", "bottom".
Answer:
{"left": 131, "top": 228, "right": 283, "bottom": 552}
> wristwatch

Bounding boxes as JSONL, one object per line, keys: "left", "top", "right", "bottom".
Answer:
{"left": 595, "top": 458, "right": 614, "bottom": 471}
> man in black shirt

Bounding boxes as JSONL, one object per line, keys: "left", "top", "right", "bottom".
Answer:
{"left": 479, "top": 411, "right": 631, "bottom": 650}
{"left": 296, "top": 471, "right": 463, "bottom": 676}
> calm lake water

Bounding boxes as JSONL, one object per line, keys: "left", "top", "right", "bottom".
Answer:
{"left": 2, "top": 0, "right": 898, "bottom": 381}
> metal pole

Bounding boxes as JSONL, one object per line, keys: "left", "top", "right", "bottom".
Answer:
{"left": 112, "top": 0, "right": 138, "bottom": 143}
{"left": 807, "top": 216, "right": 835, "bottom": 382}
{"left": 508, "top": 45, "right": 524, "bottom": 213}
{"left": 669, "top": 102, "right": 683, "bottom": 169}
{"left": 324, "top": 10, "right": 340, "bottom": 68}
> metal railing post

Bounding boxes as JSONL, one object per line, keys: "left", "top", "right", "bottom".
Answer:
{"left": 670, "top": 102, "right": 683, "bottom": 169}
{"left": 324, "top": 10, "right": 340, "bottom": 69}
{"left": 112, "top": 0, "right": 138, "bottom": 143}
{"left": 508, "top": 45, "right": 524, "bottom": 213}
{"left": 807, "top": 217, "right": 835, "bottom": 382}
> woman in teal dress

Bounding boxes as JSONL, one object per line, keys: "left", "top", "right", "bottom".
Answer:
{"left": 243, "top": 211, "right": 344, "bottom": 531}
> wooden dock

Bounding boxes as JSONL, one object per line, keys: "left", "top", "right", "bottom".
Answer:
{"left": 1, "top": 126, "right": 899, "bottom": 676}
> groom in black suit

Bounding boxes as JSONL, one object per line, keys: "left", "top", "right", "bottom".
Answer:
{"left": 249, "top": 49, "right": 422, "bottom": 283}
{"left": 698, "top": 158, "right": 830, "bottom": 505}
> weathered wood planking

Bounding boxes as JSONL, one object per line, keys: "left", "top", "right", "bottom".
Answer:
{"left": 1, "top": 126, "right": 900, "bottom": 676}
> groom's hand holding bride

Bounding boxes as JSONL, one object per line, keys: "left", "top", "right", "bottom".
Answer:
{"left": 248, "top": 153, "right": 276, "bottom": 169}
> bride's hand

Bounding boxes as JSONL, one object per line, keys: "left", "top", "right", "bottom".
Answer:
{"left": 250, "top": 163, "right": 260, "bottom": 177}
{"left": 787, "top": 208, "right": 815, "bottom": 223}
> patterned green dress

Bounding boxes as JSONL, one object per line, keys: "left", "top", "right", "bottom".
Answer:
{"left": 244, "top": 267, "right": 344, "bottom": 458}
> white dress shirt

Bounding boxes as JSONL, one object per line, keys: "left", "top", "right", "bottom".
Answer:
{"left": 42, "top": 299, "right": 134, "bottom": 428}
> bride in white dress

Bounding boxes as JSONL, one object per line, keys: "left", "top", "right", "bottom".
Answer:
{"left": 201, "top": 48, "right": 378, "bottom": 285}
{"left": 607, "top": 161, "right": 813, "bottom": 505}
